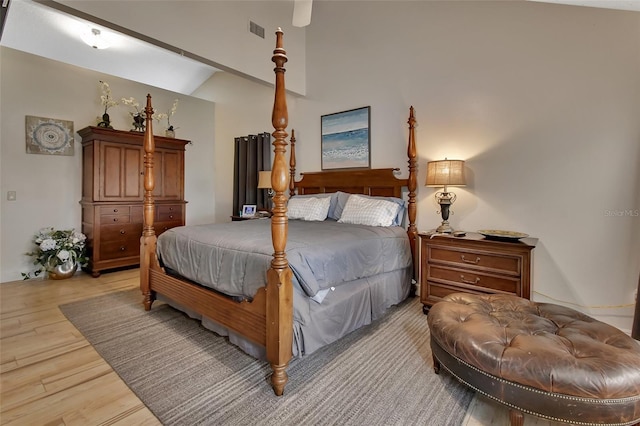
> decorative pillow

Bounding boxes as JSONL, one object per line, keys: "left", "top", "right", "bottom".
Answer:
{"left": 333, "top": 192, "right": 406, "bottom": 225}
{"left": 337, "top": 194, "right": 401, "bottom": 227}
{"left": 294, "top": 192, "right": 338, "bottom": 219}
{"left": 287, "top": 196, "right": 332, "bottom": 221}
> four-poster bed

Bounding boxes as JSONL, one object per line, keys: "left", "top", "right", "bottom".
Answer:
{"left": 140, "top": 29, "right": 418, "bottom": 396}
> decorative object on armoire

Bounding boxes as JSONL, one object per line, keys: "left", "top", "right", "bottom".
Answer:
{"left": 121, "top": 97, "right": 145, "bottom": 132}
{"left": 154, "top": 99, "right": 179, "bottom": 138}
{"left": 22, "top": 227, "right": 87, "bottom": 280}
{"left": 97, "top": 80, "right": 118, "bottom": 129}
{"left": 233, "top": 132, "right": 271, "bottom": 216}
{"left": 425, "top": 158, "right": 466, "bottom": 233}
{"left": 321, "top": 106, "right": 371, "bottom": 170}
{"left": 25, "top": 116, "right": 74, "bottom": 156}
{"left": 78, "top": 126, "right": 189, "bottom": 277}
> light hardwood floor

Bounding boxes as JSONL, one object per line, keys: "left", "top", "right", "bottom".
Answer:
{"left": 1, "top": 269, "right": 554, "bottom": 426}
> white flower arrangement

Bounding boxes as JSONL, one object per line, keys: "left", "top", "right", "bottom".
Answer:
{"left": 153, "top": 99, "right": 180, "bottom": 131}
{"left": 97, "top": 81, "right": 119, "bottom": 128}
{"left": 121, "top": 96, "right": 146, "bottom": 131}
{"left": 22, "top": 227, "right": 88, "bottom": 279}
{"left": 120, "top": 96, "right": 142, "bottom": 115}
{"left": 99, "top": 80, "right": 118, "bottom": 114}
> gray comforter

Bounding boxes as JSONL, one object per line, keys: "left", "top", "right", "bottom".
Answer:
{"left": 156, "top": 219, "right": 412, "bottom": 301}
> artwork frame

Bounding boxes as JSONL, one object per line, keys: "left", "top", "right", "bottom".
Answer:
{"left": 242, "top": 204, "right": 257, "bottom": 217}
{"left": 25, "top": 115, "right": 74, "bottom": 156}
{"left": 321, "top": 106, "right": 371, "bottom": 170}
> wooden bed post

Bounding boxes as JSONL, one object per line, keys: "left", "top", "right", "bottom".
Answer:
{"left": 289, "top": 129, "right": 296, "bottom": 197}
{"left": 140, "top": 94, "right": 157, "bottom": 310}
{"left": 406, "top": 106, "right": 418, "bottom": 276}
{"left": 267, "top": 28, "right": 294, "bottom": 396}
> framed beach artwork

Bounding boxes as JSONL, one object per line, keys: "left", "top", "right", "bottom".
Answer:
{"left": 321, "top": 106, "right": 371, "bottom": 170}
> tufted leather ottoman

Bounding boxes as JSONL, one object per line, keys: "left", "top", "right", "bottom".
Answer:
{"left": 427, "top": 293, "right": 640, "bottom": 426}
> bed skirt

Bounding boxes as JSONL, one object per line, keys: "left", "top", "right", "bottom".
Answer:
{"left": 159, "top": 266, "right": 412, "bottom": 360}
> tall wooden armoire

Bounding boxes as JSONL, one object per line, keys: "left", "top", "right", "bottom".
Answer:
{"left": 79, "top": 126, "right": 188, "bottom": 277}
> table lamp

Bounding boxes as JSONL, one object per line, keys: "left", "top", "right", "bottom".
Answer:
{"left": 257, "top": 170, "right": 274, "bottom": 210}
{"left": 425, "top": 159, "right": 466, "bottom": 233}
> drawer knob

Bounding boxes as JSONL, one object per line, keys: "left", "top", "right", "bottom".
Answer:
{"left": 113, "top": 218, "right": 118, "bottom": 222}
{"left": 169, "top": 215, "right": 174, "bottom": 219}
{"left": 120, "top": 246, "right": 126, "bottom": 251}
{"left": 120, "top": 229, "right": 126, "bottom": 234}
{"left": 169, "top": 207, "right": 174, "bottom": 211}
{"left": 113, "top": 209, "right": 118, "bottom": 213}
{"left": 460, "top": 275, "right": 480, "bottom": 285}
{"left": 461, "top": 255, "right": 480, "bottom": 264}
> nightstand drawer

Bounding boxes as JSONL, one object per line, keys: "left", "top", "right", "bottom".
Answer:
{"left": 100, "top": 239, "right": 140, "bottom": 260}
{"left": 427, "top": 282, "right": 488, "bottom": 302}
{"left": 428, "top": 246, "right": 521, "bottom": 276}
{"left": 101, "top": 223, "right": 143, "bottom": 241}
{"left": 428, "top": 265, "right": 520, "bottom": 294}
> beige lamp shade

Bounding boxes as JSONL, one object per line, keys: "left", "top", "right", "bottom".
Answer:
{"left": 425, "top": 159, "right": 466, "bottom": 187}
{"left": 257, "top": 171, "right": 272, "bottom": 189}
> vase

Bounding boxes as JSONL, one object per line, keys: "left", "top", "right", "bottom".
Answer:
{"left": 48, "top": 260, "right": 78, "bottom": 280}
{"left": 98, "top": 112, "right": 113, "bottom": 129}
{"left": 165, "top": 129, "right": 175, "bottom": 138}
{"left": 132, "top": 114, "right": 145, "bottom": 132}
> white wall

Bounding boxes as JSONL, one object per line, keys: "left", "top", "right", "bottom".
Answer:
{"left": 291, "top": 1, "right": 640, "bottom": 331}
{"left": 0, "top": 47, "right": 216, "bottom": 282}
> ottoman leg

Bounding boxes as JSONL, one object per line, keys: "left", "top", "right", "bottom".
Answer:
{"left": 432, "top": 354, "right": 441, "bottom": 374}
{"left": 509, "top": 409, "right": 524, "bottom": 426}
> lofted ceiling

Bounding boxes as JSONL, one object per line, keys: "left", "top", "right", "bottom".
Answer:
{"left": 1, "top": 0, "right": 639, "bottom": 99}
{"left": 0, "top": 0, "right": 219, "bottom": 97}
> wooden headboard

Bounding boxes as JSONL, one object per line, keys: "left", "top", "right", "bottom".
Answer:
{"left": 294, "top": 168, "right": 407, "bottom": 198}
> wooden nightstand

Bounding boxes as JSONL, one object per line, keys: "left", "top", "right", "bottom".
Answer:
{"left": 419, "top": 231, "right": 537, "bottom": 314}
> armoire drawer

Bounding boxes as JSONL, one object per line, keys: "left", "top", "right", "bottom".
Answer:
{"left": 100, "top": 239, "right": 140, "bottom": 260}
{"left": 157, "top": 204, "right": 183, "bottom": 221}
{"left": 100, "top": 223, "right": 143, "bottom": 241}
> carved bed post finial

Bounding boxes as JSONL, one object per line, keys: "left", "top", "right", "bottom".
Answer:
{"left": 289, "top": 129, "right": 296, "bottom": 197}
{"left": 140, "top": 94, "right": 157, "bottom": 310}
{"left": 266, "top": 27, "right": 293, "bottom": 397}
{"left": 407, "top": 106, "right": 418, "bottom": 279}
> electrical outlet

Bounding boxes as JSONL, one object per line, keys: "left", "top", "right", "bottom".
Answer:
{"left": 7, "top": 191, "right": 16, "bottom": 201}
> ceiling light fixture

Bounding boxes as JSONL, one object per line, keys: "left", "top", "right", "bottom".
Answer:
{"left": 81, "top": 27, "right": 111, "bottom": 49}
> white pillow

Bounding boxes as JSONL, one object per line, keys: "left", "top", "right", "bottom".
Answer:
{"left": 338, "top": 194, "right": 401, "bottom": 227}
{"left": 287, "top": 196, "right": 331, "bottom": 221}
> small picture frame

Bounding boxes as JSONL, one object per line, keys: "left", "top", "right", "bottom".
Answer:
{"left": 242, "top": 204, "right": 257, "bottom": 217}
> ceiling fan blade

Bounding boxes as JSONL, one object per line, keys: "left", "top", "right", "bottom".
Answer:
{"left": 292, "top": 0, "right": 312, "bottom": 27}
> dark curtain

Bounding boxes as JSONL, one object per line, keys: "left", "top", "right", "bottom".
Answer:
{"left": 233, "top": 132, "right": 271, "bottom": 215}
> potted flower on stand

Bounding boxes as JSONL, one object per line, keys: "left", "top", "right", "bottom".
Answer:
{"left": 97, "top": 80, "right": 118, "bottom": 129}
{"left": 121, "top": 96, "right": 145, "bottom": 132}
{"left": 153, "top": 99, "right": 179, "bottom": 137}
{"left": 22, "top": 228, "right": 88, "bottom": 280}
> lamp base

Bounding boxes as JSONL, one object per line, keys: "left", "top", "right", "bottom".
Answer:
{"left": 435, "top": 221, "right": 454, "bottom": 234}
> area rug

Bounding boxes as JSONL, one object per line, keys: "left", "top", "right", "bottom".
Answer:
{"left": 60, "top": 290, "right": 474, "bottom": 425}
